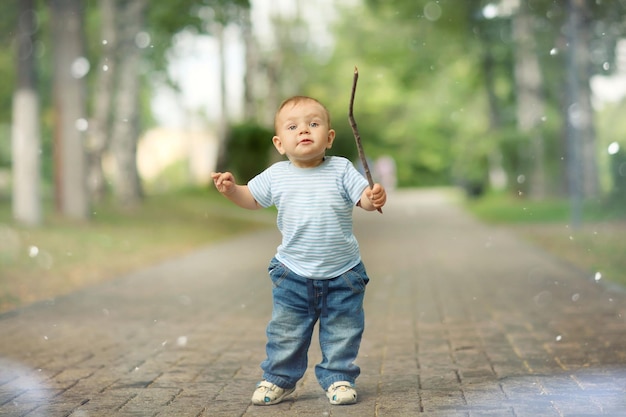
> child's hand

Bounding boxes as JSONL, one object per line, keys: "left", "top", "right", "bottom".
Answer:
{"left": 366, "top": 183, "right": 387, "bottom": 210}
{"left": 211, "top": 172, "right": 236, "bottom": 195}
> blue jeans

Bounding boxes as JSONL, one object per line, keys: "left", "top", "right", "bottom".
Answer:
{"left": 261, "top": 257, "right": 369, "bottom": 391}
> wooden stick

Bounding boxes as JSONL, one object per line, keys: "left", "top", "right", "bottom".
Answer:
{"left": 349, "top": 66, "right": 382, "bottom": 213}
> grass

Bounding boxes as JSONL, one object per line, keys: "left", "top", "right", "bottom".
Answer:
{"left": 0, "top": 188, "right": 273, "bottom": 314}
{"left": 465, "top": 192, "right": 626, "bottom": 288}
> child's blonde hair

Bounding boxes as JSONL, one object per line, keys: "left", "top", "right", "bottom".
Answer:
{"left": 274, "top": 96, "right": 332, "bottom": 131}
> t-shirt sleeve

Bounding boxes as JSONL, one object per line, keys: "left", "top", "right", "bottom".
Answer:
{"left": 343, "top": 160, "right": 369, "bottom": 206}
{"left": 247, "top": 166, "right": 274, "bottom": 208}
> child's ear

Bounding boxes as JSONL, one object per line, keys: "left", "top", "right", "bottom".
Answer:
{"left": 272, "top": 136, "right": 286, "bottom": 155}
{"left": 326, "top": 129, "right": 336, "bottom": 149}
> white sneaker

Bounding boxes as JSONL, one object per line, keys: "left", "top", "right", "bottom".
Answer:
{"left": 251, "top": 380, "right": 295, "bottom": 405}
{"left": 326, "top": 381, "right": 357, "bottom": 405}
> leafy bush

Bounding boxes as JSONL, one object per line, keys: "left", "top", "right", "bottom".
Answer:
{"left": 226, "top": 122, "right": 275, "bottom": 182}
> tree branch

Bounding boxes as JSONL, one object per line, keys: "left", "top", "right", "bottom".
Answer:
{"left": 349, "top": 66, "right": 382, "bottom": 213}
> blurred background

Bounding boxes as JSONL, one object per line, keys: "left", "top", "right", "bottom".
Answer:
{"left": 1, "top": 0, "right": 625, "bottom": 311}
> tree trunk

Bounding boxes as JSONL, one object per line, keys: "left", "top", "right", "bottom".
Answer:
{"left": 87, "top": 0, "right": 117, "bottom": 202}
{"left": 566, "top": 0, "right": 583, "bottom": 228}
{"left": 565, "top": 0, "right": 600, "bottom": 227}
{"left": 512, "top": 1, "right": 546, "bottom": 199}
{"left": 110, "top": 0, "right": 146, "bottom": 207}
{"left": 477, "top": 20, "right": 507, "bottom": 191}
{"left": 241, "top": 7, "right": 258, "bottom": 121}
{"left": 51, "top": 0, "right": 89, "bottom": 220}
{"left": 214, "top": 22, "right": 231, "bottom": 173}
{"left": 12, "top": 0, "right": 41, "bottom": 226}
{"left": 576, "top": 0, "right": 599, "bottom": 198}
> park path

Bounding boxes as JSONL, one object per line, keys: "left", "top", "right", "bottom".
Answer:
{"left": 1, "top": 189, "right": 625, "bottom": 416}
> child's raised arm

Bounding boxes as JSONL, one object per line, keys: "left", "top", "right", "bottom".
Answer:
{"left": 211, "top": 172, "right": 261, "bottom": 210}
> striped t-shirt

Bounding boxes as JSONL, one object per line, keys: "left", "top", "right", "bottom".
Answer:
{"left": 248, "top": 156, "right": 369, "bottom": 279}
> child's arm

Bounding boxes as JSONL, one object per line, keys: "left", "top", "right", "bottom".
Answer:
{"left": 211, "top": 172, "right": 261, "bottom": 210}
{"left": 358, "top": 183, "right": 387, "bottom": 211}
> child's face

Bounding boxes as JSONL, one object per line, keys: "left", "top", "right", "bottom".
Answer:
{"left": 272, "top": 99, "right": 335, "bottom": 168}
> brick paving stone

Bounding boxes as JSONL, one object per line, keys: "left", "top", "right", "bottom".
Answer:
{"left": 1, "top": 189, "right": 625, "bottom": 416}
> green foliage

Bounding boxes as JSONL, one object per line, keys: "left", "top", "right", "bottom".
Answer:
{"left": 299, "top": 0, "right": 626, "bottom": 197}
{"left": 146, "top": 0, "right": 250, "bottom": 73}
{"left": 1, "top": 0, "right": 253, "bottom": 191}
{"left": 300, "top": 2, "right": 491, "bottom": 187}
{"left": 326, "top": 123, "right": 359, "bottom": 163}
{"left": 226, "top": 122, "right": 274, "bottom": 182}
{"left": 0, "top": 46, "right": 15, "bottom": 127}
{"left": 0, "top": 2, "right": 18, "bottom": 126}
{"left": 2, "top": 0, "right": 626, "bottom": 200}
{"left": 466, "top": 190, "right": 626, "bottom": 224}
{"left": 0, "top": 124, "right": 10, "bottom": 169}
{"left": 0, "top": 2, "right": 18, "bottom": 44}
{"left": 596, "top": 101, "right": 626, "bottom": 195}
{"left": 609, "top": 147, "right": 626, "bottom": 199}
{"left": 466, "top": 192, "right": 571, "bottom": 223}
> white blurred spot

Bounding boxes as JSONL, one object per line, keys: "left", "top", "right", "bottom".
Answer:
{"left": 28, "top": 245, "right": 39, "bottom": 257}
{"left": 71, "top": 56, "right": 90, "bottom": 79}
{"left": 177, "top": 336, "right": 188, "bottom": 347}
{"left": 135, "top": 31, "right": 151, "bottom": 49}
{"left": 556, "top": 335, "right": 562, "bottom": 342}
{"left": 482, "top": 4, "right": 498, "bottom": 19}
{"left": 0, "top": 358, "right": 51, "bottom": 406}
{"left": 568, "top": 103, "right": 588, "bottom": 129}
{"left": 75, "top": 118, "right": 89, "bottom": 132}
{"left": 534, "top": 290, "right": 552, "bottom": 307}
{"left": 608, "top": 142, "right": 620, "bottom": 155}
{"left": 423, "top": 2, "right": 442, "bottom": 21}
{"left": 594, "top": 272, "right": 602, "bottom": 282}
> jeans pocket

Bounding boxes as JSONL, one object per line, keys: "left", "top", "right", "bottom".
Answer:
{"left": 268, "top": 258, "right": 289, "bottom": 287}
{"left": 340, "top": 262, "right": 370, "bottom": 294}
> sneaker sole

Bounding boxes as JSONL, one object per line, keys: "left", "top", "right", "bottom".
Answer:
{"left": 328, "top": 396, "right": 357, "bottom": 405}
{"left": 252, "top": 387, "right": 295, "bottom": 405}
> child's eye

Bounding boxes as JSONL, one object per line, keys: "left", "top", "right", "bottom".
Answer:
{"left": 287, "top": 125, "right": 296, "bottom": 130}
{"left": 310, "top": 122, "right": 319, "bottom": 128}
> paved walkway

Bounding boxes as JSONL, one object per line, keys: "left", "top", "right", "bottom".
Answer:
{"left": 1, "top": 189, "right": 625, "bottom": 417}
